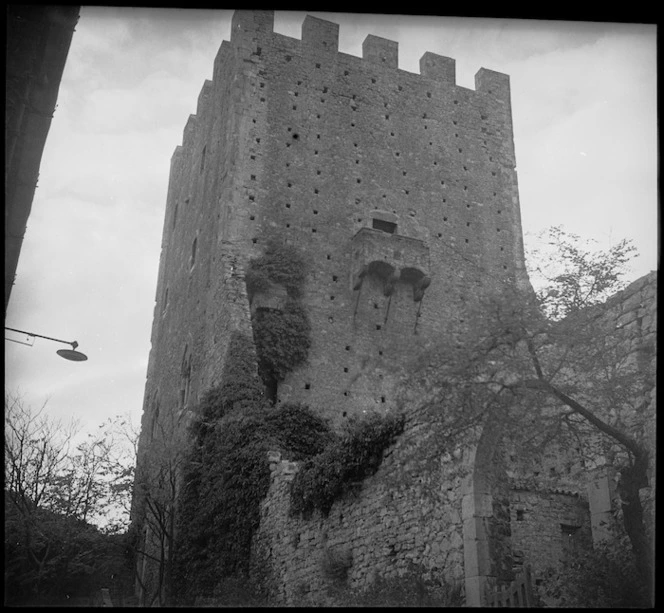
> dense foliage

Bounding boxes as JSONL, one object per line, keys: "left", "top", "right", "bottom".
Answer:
{"left": 253, "top": 300, "right": 311, "bottom": 383}
{"left": 245, "top": 240, "right": 307, "bottom": 300}
{"left": 4, "top": 393, "right": 137, "bottom": 605}
{"left": 290, "top": 412, "right": 406, "bottom": 518}
{"left": 194, "top": 332, "right": 265, "bottom": 426}
{"left": 537, "top": 538, "right": 649, "bottom": 607}
{"left": 245, "top": 241, "right": 311, "bottom": 394}
{"left": 333, "top": 570, "right": 464, "bottom": 607}
{"left": 173, "top": 397, "right": 332, "bottom": 604}
{"left": 4, "top": 499, "right": 134, "bottom": 606}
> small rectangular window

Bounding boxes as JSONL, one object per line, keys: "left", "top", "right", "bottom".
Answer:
{"left": 372, "top": 218, "right": 397, "bottom": 234}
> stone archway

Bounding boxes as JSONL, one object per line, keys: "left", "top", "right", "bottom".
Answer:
{"left": 461, "top": 409, "right": 512, "bottom": 606}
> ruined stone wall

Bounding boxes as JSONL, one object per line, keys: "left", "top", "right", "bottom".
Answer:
{"left": 250, "top": 413, "right": 476, "bottom": 605}
{"left": 587, "top": 271, "right": 657, "bottom": 545}
{"left": 502, "top": 271, "right": 656, "bottom": 590}
{"left": 594, "top": 271, "right": 657, "bottom": 448}
{"left": 509, "top": 488, "right": 591, "bottom": 578}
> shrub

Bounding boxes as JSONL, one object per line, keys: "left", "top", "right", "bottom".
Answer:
{"left": 194, "top": 332, "right": 265, "bottom": 434}
{"left": 262, "top": 403, "right": 334, "bottom": 460}
{"left": 253, "top": 300, "right": 311, "bottom": 383}
{"left": 348, "top": 571, "right": 464, "bottom": 607}
{"left": 293, "top": 566, "right": 464, "bottom": 607}
{"left": 537, "top": 537, "right": 650, "bottom": 607}
{"left": 290, "top": 412, "right": 405, "bottom": 518}
{"left": 246, "top": 241, "right": 311, "bottom": 393}
{"left": 209, "top": 576, "right": 269, "bottom": 607}
{"left": 246, "top": 240, "right": 307, "bottom": 300}
{"left": 173, "top": 401, "right": 332, "bottom": 604}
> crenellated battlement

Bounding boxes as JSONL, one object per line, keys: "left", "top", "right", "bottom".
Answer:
{"left": 302, "top": 14, "right": 339, "bottom": 52}
{"left": 475, "top": 67, "right": 511, "bottom": 102}
{"left": 226, "top": 10, "right": 509, "bottom": 97}
{"left": 174, "top": 10, "right": 512, "bottom": 154}
{"left": 420, "top": 52, "right": 456, "bottom": 85}
{"left": 363, "top": 34, "right": 398, "bottom": 69}
{"left": 230, "top": 9, "right": 274, "bottom": 42}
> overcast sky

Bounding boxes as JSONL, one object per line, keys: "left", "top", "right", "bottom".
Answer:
{"left": 4, "top": 9, "right": 657, "bottom": 438}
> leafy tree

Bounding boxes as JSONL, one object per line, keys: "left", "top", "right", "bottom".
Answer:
{"left": 538, "top": 537, "right": 649, "bottom": 607}
{"left": 4, "top": 392, "right": 138, "bottom": 605}
{"left": 406, "top": 227, "right": 653, "bottom": 604}
{"left": 527, "top": 226, "right": 638, "bottom": 320}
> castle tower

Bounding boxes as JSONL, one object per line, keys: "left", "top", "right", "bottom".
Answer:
{"left": 139, "top": 10, "right": 529, "bottom": 440}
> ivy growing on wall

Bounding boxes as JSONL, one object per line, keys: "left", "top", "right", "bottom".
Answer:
{"left": 194, "top": 332, "right": 265, "bottom": 428}
{"left": 245, "top": 241, "right": 307, "bottom": 300}
{"left": 245, "top": 241, "right": 311, "bottom": 398}
{"left": 290, "top": 412, "right": 406, "bottom": 519}
{"left": 172, "top": 335, "right": 332, "bottom": 605}
{"left": 253, "top": 301, "right": 311, "bottom": 383}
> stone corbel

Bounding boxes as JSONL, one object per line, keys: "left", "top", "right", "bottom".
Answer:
{"left": 400, "top": 267, "right": 432, "bottom": 302}
{"left": 413, "top": 275, "right": 431, "bottom": 302}
{"left": 383, "top": 271, "right": 400, "bottom": 297}
{"left": 353, "top": 264, "right": 368, "bottom": 290}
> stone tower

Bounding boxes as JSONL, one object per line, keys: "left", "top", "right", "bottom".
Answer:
{"left": 138, "top": 9, "right": 529, "bottom": 437}
{"left": 134, "top": 12, "right": 656, "bottom": 607}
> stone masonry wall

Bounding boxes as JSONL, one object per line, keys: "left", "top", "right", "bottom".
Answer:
{"left": 503, "top": 271, "right": 656, "bottom": 591}
{"left": 250, "top": 412, "right": 477, "bottom": 605}
{"left": 589, "top": 271, "right": 657, "bottom": 546}
{"left": 224, "top": 11, "right": 529, "bottom": 429}
{"left": 509, "top": 489, "right": 591, "bottom": 577}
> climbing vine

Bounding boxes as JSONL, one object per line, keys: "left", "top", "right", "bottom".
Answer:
{"left": 245, "top": 241, "right": 311, "bottom": 395}
{"left": 173, "top": 377, "right": 331, "bottom": 604}
{"left": 193, "top": 332, "right": 265, "bottom": 430}
{"left": 245, "top": 240, "right": 307, "bottom": 300}
{"left": 290, "top": 412, "right": 405, "bottom": 519}
{"left": 253, "top": 300, "right": 311, "bottom": 383}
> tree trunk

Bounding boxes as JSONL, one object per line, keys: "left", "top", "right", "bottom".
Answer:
{"left": 616, "top": 452, "right": 653, "bottom": 605}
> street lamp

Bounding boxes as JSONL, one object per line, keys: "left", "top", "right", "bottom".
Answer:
{"left": 4, "top": 326, "right": 88, "bottom": 361}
